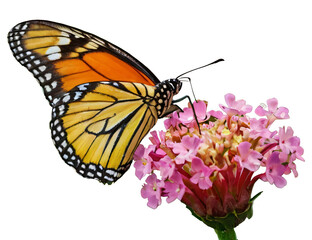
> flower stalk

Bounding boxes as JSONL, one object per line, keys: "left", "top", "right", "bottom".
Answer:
{"left": 215, "top": 229, "right": 237, "bottom": 240}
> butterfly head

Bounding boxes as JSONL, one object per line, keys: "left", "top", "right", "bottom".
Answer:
{"left": 168, "top": 78, "right": 183, "bottom": 94}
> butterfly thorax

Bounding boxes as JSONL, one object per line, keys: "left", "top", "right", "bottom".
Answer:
{"left": 154, "top": 78, "right": 182, "bottom": 118}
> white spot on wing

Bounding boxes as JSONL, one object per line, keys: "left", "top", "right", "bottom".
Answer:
{"left": 21, "top": 24, "right": 28, "bottom": 30}
{"left": 58, "top": 37, "right": 71, "bottom": 45}
{"left": 52, "top": 98, "right": 60, "bottom": 105}
{"left": 45, "top": 85, "right": 52, "bottom": 92}
{"left": 48, "top": 53, "right": 62, "bottom": 60}
{"left": 74, "top": 92, "right": 82, "bottom": 100}
{"left": 61, "top": 141, "right": 67, "bottom": 148}
{"left": 104, "top": 176, "right": 114, "bottom": 182}
{"left": 78, "top": 85, "right": 87, "bottom": 91}
{"left": 38, "top": 76, "right": 45, "bottom": 83}
{"left": 45, "top": 73, "right": 52, "bottom": 81}
{"left": 87, "top": 172, "right": 94, "bottom": 177}
{"left": 61, "top": 32, "right": 70, "bottom": 37}
{"left": 14, "top": 24, "right": 21, "bottom": 30}
{"left": 39, "top": 66, "right": 46, "bottom": 72}
{"left": 63, "top": 95, "right": 70, "bottom": 102}
{"left": 51, "top": 81, "right": 57, "bottom": 89}
{"left": 106, "top": 169, "right": 116, "bottom": 176}
{"left": 59, "top": 105, "right": 65, "bottom": 111}
{"left": 68, "top": 147, "right": 73, "bottom": 154}
{"left": 46, "top": 46, "right": 61, "bottom": 54}
{"left": 89, "top": 165, "right": 96, "bottom": 171}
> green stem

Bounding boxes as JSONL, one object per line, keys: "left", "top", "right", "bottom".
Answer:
{"left": 214, "top": 228, "right": 237, "bottom": 240}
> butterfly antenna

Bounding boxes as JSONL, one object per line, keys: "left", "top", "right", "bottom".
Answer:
{"left": 176, "top": 58, "right": 224, "bottom": 79}
{"left": 173, "top": 59, "right": 224, "bottom": 135}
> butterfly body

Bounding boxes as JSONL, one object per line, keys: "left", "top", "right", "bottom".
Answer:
{"left": 8, "top": 20, "right": 182, "bottom": 183}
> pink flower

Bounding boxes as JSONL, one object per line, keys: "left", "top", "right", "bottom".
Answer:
{"left": 208, "top": 110, "right": 224, "bottom": 119}
{"left": 149, "top": 130, "right": 166, "bottom": 147}
{"left": 279, "top": 152, "right": 298, "bottom": 177}
{"left": 133, "top": 145, "right": 155, "bottom": 180}
{"left": 234, "top": 142, "right": 262, "bottom": 171}
{"left": 261, "top": 152, "right": 287, "bottom": 188}
{"left": 141, "top": 174, "right": 164, "bottom": 209}
{"left": 248, "top": 118, "right": 272, "bottom": 139}
{"left": 179, "top": 101, "right": 208, "bottom": 126}
{"left": 219, "top": 93, "right": 252, "bottom": 116}
{"left": 135, "top": 94, "right": 304, "bottom": 233}
{"left": 294, "top": 146, "right": 305, "bottom": 161}
{"left": 171, "top": 135, "right": 202, "bottom": 164}
{"left": 164, "top": 171, "right": 185, "bottom": 203}
{"left": 154, "top": 156, "right": 176, "bottom": 179}
{"left": 164, "top": 111, "right": 181, "bottom": 129}
{"left": 149, "top": 130, "right": 167, "bottom": 156}
{"left": 277, "top": 126, "right": 303, "bottom": 158}
{"left": 255, "top": 98, "right": 289, "bottom": 120}
{"left": 190, "top": 157, "right": 214, "bottom": 190}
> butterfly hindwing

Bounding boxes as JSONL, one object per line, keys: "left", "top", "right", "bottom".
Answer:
{"left": 50, "top": 81, "right": 158, "bottom": 183}
{"left": 8, "top": 20, "right": 160, "bottom": 106}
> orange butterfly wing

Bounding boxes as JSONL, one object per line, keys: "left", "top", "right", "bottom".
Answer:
{"left": 8, "top": 20, "right": 164, "bottom": 184}
{"left": 8, "top": 20, "right": 160, "bottom": 105}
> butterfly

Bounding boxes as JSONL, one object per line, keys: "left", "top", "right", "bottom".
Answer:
{"left": 8, "top": 20, "right": 183, "bottom": 184}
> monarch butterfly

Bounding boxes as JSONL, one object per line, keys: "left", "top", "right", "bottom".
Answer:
{"left": 8, "top": 20, "right": 183, "bottom": 184}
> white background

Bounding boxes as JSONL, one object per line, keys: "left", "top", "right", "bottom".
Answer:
{"left": 1, "top": 1, "right": 311, "bottom": 239}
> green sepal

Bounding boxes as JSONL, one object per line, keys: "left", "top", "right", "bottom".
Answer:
{"left": 186, "top": 191, "right": 263, "bottom": 231}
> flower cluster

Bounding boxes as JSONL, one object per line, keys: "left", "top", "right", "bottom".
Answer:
{"left": 133, "top": 94, "right": 304, "bottom": 226}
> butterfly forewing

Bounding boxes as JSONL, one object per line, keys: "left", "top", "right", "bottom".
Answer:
{"left": 8, "top": 20, "right": 160, "bottom": 106}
